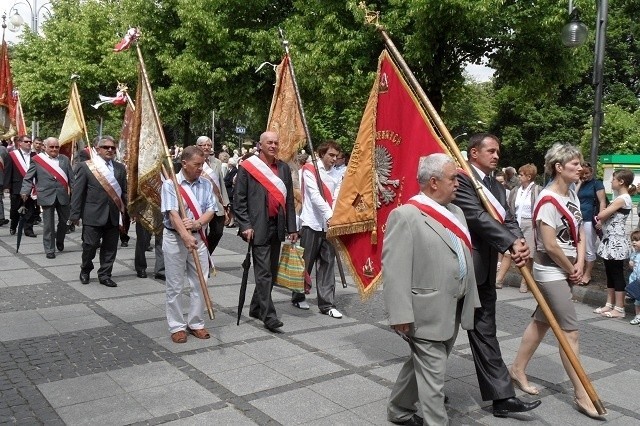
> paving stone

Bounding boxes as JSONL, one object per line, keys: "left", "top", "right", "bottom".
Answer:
{"left": 250, "top": 387, "right": 344, "bottom": 425}
{"left": 265, "top": 352, "right": 345, "bottom": 381}
{"left": 129, "top": 379, "right": 219, "bottom": 417}
{"left": 308, "top": 374, "right": 391, "bottom": 409}
{"left": 209, "top": 363, "right": 293, "bottom": 396}
{"left": 184, "top": 347, "right": 259, "bottom": 375}
{"left": 163, "top": 405, "right": 258, "bottom": 425}
{"left": 55, "top": 394, "right": 151, "bottom": 426}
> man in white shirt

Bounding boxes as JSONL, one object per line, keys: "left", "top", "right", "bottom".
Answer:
{"left": 291, "top": 140, "right": 343, "bottom": 318}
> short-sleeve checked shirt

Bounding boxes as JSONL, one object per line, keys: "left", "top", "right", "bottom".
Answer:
{"left": 161, "top": 171, "right": 217, "bottom": 229}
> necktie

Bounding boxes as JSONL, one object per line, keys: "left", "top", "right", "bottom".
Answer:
{"left": 446, "top": 229, "right": 467, "bottom": 279}
{"left": 483, "top": 175, "right": 492, "bottom": 190}
{"left": 107, "top": 161, "right": 113, "bottom": 172}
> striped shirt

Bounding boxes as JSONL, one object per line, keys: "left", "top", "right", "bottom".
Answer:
{"left": 161, "top": 171, "right": 217, "bottom": 229}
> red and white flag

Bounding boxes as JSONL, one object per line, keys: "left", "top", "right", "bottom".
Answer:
{"left": 92, "top": 90, "right": 128, "bottom": 109}
{"left": 113, "top": 28, "right": 140, "bottom": 52}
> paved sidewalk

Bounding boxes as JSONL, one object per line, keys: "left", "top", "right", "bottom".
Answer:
{"left": 1, "top": 218, "right": 640, "bottom": 425}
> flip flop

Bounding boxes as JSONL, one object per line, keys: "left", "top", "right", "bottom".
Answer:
{"left": 578, "top": 280, "right": 591, "bottom": 286}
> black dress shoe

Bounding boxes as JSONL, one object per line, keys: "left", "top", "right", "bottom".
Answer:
{"left": 0, "top": 219, "right": 8, "bottom": 226}
{"left": 24, "top": 230, "right": 37, "bottom": 238}
{"left": 56, "top": 243, "right": 64, "bottom": 252}
{"left": 120, "top": 241, "right": 128, "bottom": 247}
{"left": 99, "top": 278, "right": 118, "bottom": 288}
{"left": 9, "top": 228, "right": 16, "bottom": 235}
{"left": 493, "top": 397, "right": 541, "bottom": 417}
{"left": 136, "top": 270, "right": 148, "bottom": 278}
{"left": 79, "top": 272, "right": 90, "bottom": 284}
{"left": 154, "top": 273, "right": 165, "bottom": 280}
{"left": 264, "top": 318, "right": 284, "bottom": 332}
{"left": 46, "top": 253, "right": 56, "bottom": 259}
{"left": 390, "top": 414, "right": 424, "bottom": 426}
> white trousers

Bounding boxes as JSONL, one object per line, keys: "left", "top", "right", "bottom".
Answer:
{"left": 163, "top": 229, "right": 210, "bottom": 333}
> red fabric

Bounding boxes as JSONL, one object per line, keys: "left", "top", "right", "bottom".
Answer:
{"left": 337, "top": 54, "right": 447, "bottom": 293}
{"left": 405, "top": 200, "right": 471, "bottom": 250}
{"left": 0, "top": 40, "right": 16, "bottom": 127}
{"left": 267, "top": 161, "right": 280, "bottom": 217}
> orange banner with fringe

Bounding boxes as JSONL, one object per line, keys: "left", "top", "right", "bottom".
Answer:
{"left": 328, "top": 50, "right": 450, "bottom": 298}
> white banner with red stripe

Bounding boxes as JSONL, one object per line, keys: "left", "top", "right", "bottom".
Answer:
{"left": 301, "top": 163, "right": 333, "bottom": 206}
{"left": 532, "top": 190, "right": 581, "bottom": 246}
{"left": 406, "top": 194, "right": 472, "bottom": 251}
{"left": 33, "top": 153, "right": 69, "bottom": 190}
{"left": 240, "top": 155, "right": 286, "bottom": 208}
{"left": 9, "top": 150, "right": 28, "bottom": 177}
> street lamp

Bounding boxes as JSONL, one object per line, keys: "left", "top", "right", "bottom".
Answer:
{"left": 454, "top": 132, "right": 468, "bottom": 141}
{"left": 8, "top": 0, "right": 51, "bottom": 34}
{"left": 561, "top": 0, "right": 608, "bottom": 168}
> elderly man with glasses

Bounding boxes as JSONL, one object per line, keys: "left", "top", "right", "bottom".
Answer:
{"left": 4, "top": 135, "right": 37, "bottom": 237}
{"left": 70, "top": 136, "right": 127, "bottom": 287}
{"left": 21, "top": 138, "right": 74, "bottom": 259}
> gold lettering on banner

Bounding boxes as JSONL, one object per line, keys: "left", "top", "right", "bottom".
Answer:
{"left": 375, "top": 130, "right": 401, "bottom": 146}
{"left": 363, "top": 257, "right": 375, "bottom": 277}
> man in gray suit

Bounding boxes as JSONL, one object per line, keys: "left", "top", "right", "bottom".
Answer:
{"left": 383, "top": 153, "right": 479, "bottom": 426}
{"left": 21, "top": 138, "right": 73, "bottom": 259}
{"left": 195, "top": 136, "right": 230, "bottom": 254}
{"left": 70, "top": 136, "right": 127, "bottom": 287}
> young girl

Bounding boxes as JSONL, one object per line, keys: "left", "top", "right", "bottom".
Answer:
{"left": 594, "top": 169, "right": 637, "bottom": 318}
{"left": 628, "top": 230, "right": 640, "bottom": 325}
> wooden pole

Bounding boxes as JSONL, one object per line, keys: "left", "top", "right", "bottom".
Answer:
{"left": 374, "top": 25, "right": 605, "bottom": 415}
{"left": 135, "top": 44, "right": 214, "bottom": 320}
{"left": 278, "top": 28, "right": 348, "bottom": 287}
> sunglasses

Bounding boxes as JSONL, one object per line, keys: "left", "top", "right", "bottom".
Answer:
{"left": 23, "top": 140, "right": 32, "bottom": 143}
{"left": 100, "top": 145, "right": 117, "bottom": 151}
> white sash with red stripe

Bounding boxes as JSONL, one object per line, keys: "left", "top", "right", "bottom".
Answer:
{"left": 9, "top": 150, "right": 28, "bottom": 177}
{"left": 458, "top": 168, "right": 506, "bottom": 223}
{"left": 532, "top": 190, "right": 581, "bottom": 246}
{"left": 301, "top": 163, "right": 333, "bottom": 206}
{"left": 177, "top": 184, "right": 208, "bottom": 245}
{"left": 202, "top": 162, "right": 221, "bottom": 191}
{"left": 33, "top": 153, "right": 69, "bottom": 190}
{"left": 240, "top": 155, "right": 287, "bottom": 208}
{"left": 406, "top": 194, "right": 472, "bottom": 251}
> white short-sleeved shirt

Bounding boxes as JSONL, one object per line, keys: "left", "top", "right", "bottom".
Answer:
{"left": 533, "top": 189, "right": 582, "bottom": 282}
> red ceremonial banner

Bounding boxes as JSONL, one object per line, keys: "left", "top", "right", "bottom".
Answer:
{"left": 330, "top": 50, "right": 449, "bottom": 298}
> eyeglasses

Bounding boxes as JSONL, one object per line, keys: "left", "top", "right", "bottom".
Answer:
{"left": 197, "top": 144, "right": 212, "bottom": 148}
{"left": 48, "top": 146, "right": 60, "bottom": 149}
{"left": 23, "top": 140, "right": 32, "bottom": 143}
{"left": 100, "top": 145, "right": 117, "bottom": 151}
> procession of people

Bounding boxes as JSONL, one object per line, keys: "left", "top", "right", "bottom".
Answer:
{"left": 3, "top": 127, "right": 628, "bottom": 424}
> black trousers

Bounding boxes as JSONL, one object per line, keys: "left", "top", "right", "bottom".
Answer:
{"left": 467, "top": 281, "right": 515, "bottom": 401}
{"left": 9, "top": 194, "right": 35, "bottom": 232}
{"left": 249, "top": 220, "right": 281, "bottom": 325}
{"left": 81, "top": 223, "right": 120, "bottom": 281}
{"left": 134, "top": 222, "right": 164, "bottom": 275}
{"left": 206, "top": 214, "right": 225, "bottom": 254}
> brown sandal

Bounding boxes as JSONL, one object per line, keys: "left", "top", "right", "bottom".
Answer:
{"left": 187, "top": 327, "right": 211, "bottom": 339}
{"left": 171, "top": 330, "right": 188, "bottom": 343}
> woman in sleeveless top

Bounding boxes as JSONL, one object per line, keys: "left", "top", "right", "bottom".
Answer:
{"left": 594, "top": 169, "right": 636, "bottom": 319}
{"left": 510, "top": 143, "right": 602, "bottom": 419}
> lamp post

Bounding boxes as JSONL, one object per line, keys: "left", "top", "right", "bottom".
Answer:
{"left": 562, "top": 0, "right": 608, "bottom": 168}
{"left": 8, "top": 0, "right": 51, "bottom": 34}
{"left": 454, "top": 132, "right": 468, "bottom": 141}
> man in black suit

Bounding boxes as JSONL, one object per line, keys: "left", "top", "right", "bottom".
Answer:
{"left": 4, "top": 135, "right": 36, "bottom": 236}
{"left": 21, "top": 137, "right": 74, "bottom": 259}
{"left": 69, "top": 136, "right": 127, "bottom": 287}
{"left": 233, "top": 131, "right": 298, "bottom": 332}
{"left": 452, "top": 133, "right": 541, "bottom": 417}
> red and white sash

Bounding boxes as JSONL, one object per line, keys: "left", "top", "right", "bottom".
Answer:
{"left": 532, "top": 191, "right": 580, "bottom": 246}
{"left": 406, "top": 194, "right": 472, "bottom": 251}
{"left": 177, "top": 183, "right": 208, "bottom": 246}
{"left": 201, "top": 162, "right": 223, "bottom": 204}
{"left": 33, "top": 153, "right": 69, "bottom": 191}
{"left": 300, "top": 163, "right": 333, "bottom": 206}
{"left": 240, "top": 155, "right": 286, "bottom": 208}
{"left": 0, "top": 155, "right": 4, "bottom": 172}
{"left": 458, "top": 168, "right": 506, "bottom": 223}
{"left": 9, "top": 150, "right": 29, "bottom": 177}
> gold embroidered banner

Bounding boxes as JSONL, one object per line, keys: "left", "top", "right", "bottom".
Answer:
{"left": 0, "top": 37, "right": 16, "bottom": 139}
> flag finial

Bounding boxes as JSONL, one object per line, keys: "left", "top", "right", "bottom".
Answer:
{"left": 358, "top": 2, "right": 380, "bottom": 27}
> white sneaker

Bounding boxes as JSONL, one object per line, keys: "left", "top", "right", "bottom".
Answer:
{"left": 326, "top": 308, "right": 343, "bottom": 319}
{"left": 630, "top": 315, "right": 640, "bottom": 325}
{"left": 293, "top": 300, "right": 310, "bottom": 310}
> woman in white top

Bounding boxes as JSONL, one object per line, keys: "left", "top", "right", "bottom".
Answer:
{"left": 593, "top": 169, "right": 636, "bottom": 318}
{"left": 507, "top": 164, "right": 542, "bottom": 292}
{"left": 509, "top": 144, "right": 601, "bottom": 419}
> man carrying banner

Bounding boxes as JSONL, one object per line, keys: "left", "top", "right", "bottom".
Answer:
{"left": 195, "top": 136, "right": 230, "bottom": 254}
{"left": 70, "top": 136, "right": 127, "bottom": 288}
{"left": 234, "top": 131, "right": 298, "bottom": 332}
{"left": 21, "top": 138, "right": 73, "bottom": 259}
{"left": 4, "top": 135, "right": 36, "bottom": 237}
{"left": 161, "top": 145, "right": 216, "bottom": 344}
{"left": 452, "top": 133, "right": 541, "bottom": 417}
{"left": 291, "top": 140, "right": 342, "bottom": 318}
{"left": 0, "top": 143, "right": 9, "bottom": 226}
{"left": 384, "top": 153, "right": 479, "bottom": 426}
